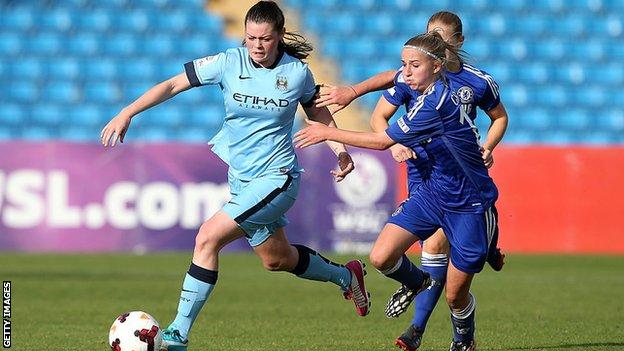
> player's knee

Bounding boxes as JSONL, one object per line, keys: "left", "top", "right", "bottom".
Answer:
{"left": 369, "top": 249, "right": 394, "bottom": 271}
{"left": 262, "top": 257, "right": 288, "bottom": 272}
{"left": 445, "top": 289, "right": 464, "bottom": 310}
{"left": 422, "top": 240, "right": 447, "bottom": 255}
{"left": 194, "top": 223, "right": 220, "bottom": 253}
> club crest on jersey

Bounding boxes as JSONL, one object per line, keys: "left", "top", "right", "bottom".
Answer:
{"left": 275, "top": 75, "right": 288, "bottom": 91}
{"left": 458, "top": 86, "right": 474, "bottom": 104}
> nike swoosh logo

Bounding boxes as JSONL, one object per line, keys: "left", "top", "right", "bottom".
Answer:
{"left": 239, "top": 75, "right": 252, "bottom": 80}
{"left": 181, "top": 289, "right": 197, "bottom": 293}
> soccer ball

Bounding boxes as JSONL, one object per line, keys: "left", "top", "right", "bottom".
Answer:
{"left": 108, "top": 311, "right": 163, "bottom": 351}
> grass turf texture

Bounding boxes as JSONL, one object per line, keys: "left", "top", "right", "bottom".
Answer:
{"left": 1, "top": 253, "right": 623, "bottom": 350}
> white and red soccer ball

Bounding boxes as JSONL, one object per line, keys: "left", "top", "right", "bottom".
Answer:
{"left": 109, "top": 311, "right": 163, "bottom": 351}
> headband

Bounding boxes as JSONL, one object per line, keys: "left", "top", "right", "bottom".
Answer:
{"left": 403, "top": 45, "right": 443, "bottom": 61}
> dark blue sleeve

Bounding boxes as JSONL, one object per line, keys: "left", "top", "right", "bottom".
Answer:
{"left": 382, "top": 70, "right": 410, "bottom": 106}
{"left": 477, "top": 72, "right": 501, "bottom": 111}
{"left": 184, "top": 52, "right": 227, "bottom": 87}
{"left": 385, "top": 100, "right": 440, "bottom": 145}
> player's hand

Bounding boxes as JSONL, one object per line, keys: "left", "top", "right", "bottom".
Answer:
{"left": 101, "top": 113, "right": 132, "bottom": 147}
{"left": 481, "top": 147, "right": 494, "bottom": 168}
{"left": 293, "top": 119, "right": 329, "bottom": 148}
{"left": 331, "top": 152, "right": 354, "bottom": 182}
{"left": 390, "top": 144, "right": 417, "bottom": 163}
{"left": 314, "top": 84, "right": 357, "bottom": 114}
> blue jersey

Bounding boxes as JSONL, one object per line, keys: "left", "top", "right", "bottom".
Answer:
{"left": 184, "top": 47, "right": 318, "bottom": 181}
{"left": 385, "top": 79, "right": 498, "bottom": 213}
{"left": 383, "top": 64, "right": 500, "bottom": 124}
{"left": 383, "top": 64, "right": 501, "bottom": 193}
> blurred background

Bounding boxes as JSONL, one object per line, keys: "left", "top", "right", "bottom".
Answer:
{"left": 0, "top": 0, "right": 623, "bottom": 254}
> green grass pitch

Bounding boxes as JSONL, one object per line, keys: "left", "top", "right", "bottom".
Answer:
{"left": 2, "top": 253, "right": 623, "bottom": 350}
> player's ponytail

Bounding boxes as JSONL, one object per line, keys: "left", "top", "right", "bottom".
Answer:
{"left": 403, "top": 32, "right": 465, "bottom": 71}
{"left": 244, "top": 1, "right": 313, "bottom": 61}
{"left": 427, "top": 11, "right": 464, "bottom": 45}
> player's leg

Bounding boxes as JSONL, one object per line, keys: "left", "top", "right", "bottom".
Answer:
{"left": 446, "top": 261, "right": 476, "bottom": 351}
{"left": 253, "top": 227, "right": 371, "bottom": 316}
{"left": 374, "top": 195, "right": 439, "bottom": 320}
{"left": 253, "top": 227, "right": 351, "bottom": 289}
{"left": 163, "top": 211, "right": 246, "bottom": 350}
{"left": 370, "top": 223, "right": 424, "bottom": 287}
{"left": 396, "top": 229, "right": 450, "bottom": 351}
{"left": 442, "top": 208, "right": 494, "bottom": 351}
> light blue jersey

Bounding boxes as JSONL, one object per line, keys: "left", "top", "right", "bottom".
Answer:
{"left": 184, "top": 47, "right": 318, "bottom": 181}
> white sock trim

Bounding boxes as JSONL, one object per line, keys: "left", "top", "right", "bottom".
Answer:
{"left": 421, "top": 251, "right": 448, "bottom": 267}
{"left": 379, "top": 255, "right": 404, "bottom": 275}
{"left": 421, "top": 252, "right": 448, "bottom": 260}
{"left": 451, "top": 292, "right": 476, "bottom": 319}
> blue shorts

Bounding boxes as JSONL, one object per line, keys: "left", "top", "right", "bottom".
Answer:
{"left": 388, "top": 192, "right": 498, "bottom": 274}
{"left": 222, "top": 173, "right": 300, "bottom": 247}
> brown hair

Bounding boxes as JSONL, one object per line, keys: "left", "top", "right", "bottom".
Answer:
{"left": 427, "top": 11, "right": 463, "bottom": 44}
{"left": 404, "top": 31, "right": 465, "bottom": 68}
{"left": 244, "top": 1, "right": 313, "bottom": 60}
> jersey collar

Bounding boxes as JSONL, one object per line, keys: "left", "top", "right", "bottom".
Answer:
{"left": 250, "top": 49, "right": 284, "bottom": 70}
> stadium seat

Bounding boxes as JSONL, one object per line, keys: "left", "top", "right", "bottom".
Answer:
{"left": 0, "top": 32, "right": 22, "bottom": 56}
{"left": 0, "top": 104, "right": 26, "bottom": 125}
{"left": 29, "top": 33, "right": 63, "bottom": 56}
{"left": 41, "top": 82, "right": 80, "bottom": 103}
{"left": 0, "top": 8, "right": 34, "bottom": 31}
{"left": 83, "top": 82, "right": 121, "bottom": 103}
{"left": 68, "top": 104, "right": 103, "bottom": 127}
{"left": 31, "top": 104, "right": 63, "bottom": 126}
{"left": 1, "top": 0, "right": 621, "bottom": 143}
{"left": 9, "top": 82, "right": 38, "bottom": 103}
{"left": 74, "top": 10, "right": 112, "bottom": 32}
{"left": 557, "top": 109, "right": 591, "bottom": 131}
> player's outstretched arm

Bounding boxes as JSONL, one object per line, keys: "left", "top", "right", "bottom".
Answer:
{"left": 294, "top": 118, "right": 395, "bottom": 151}
{"left": 100, "top": 73, "right": 192, "bottom": 147}
{"left": 481, "top": 102, "right": 509, "bottom": 168}
{"left": 315, "top": 70, "right": 396, "bottom": 113}
{"left": 302, "top": 104, "right": 355, "bottom": 182}
{"left": 370, "top": 97, "right": 416, "bottom": 162}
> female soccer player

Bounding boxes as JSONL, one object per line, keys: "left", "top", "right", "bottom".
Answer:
{"left": 295, "top": 31, "right": 499, "bottom": 351}
{"left": 100, "top": 2, "right": 370, "bottom": 350}
{"left": 316, "top": 11, "right": 508, "bottom": 350}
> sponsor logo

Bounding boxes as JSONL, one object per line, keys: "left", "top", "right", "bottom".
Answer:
{"left": 196, "top": 55, "right": 218, "bottom": 67}
{"left": 397, "top": 116, "right": 410, "bottom": 133}
{"left": 334, "top": 153, "right": 387, "bottom": 208}
{"left": 232, "top": 93, "right": 289, "bottom": 111}
{"left": 0, "top": 170, "right": 230, "bottom": 232}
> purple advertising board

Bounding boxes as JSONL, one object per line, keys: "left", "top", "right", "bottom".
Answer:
{"left": 0, "top": 142, "right": 398, "bottom": 253}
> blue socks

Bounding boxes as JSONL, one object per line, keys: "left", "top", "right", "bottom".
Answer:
{"left": 169, "top": 263, "right": 218, "bottom": 340}
{"left": 380, "top": 254, "right": 426, "bottom": 290}
{"left": 412, "top": 252, "right": 448, "bottom": 330}
{"left": 290, "top": 244, "right": 351, "bottom": 290}
{"left": 450, "top": 292, "right": 476, "bottom": 343}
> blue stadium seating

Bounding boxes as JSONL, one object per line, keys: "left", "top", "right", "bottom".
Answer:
{"left": 284, "top": 0, "right": 624, "bottom": 144}
{"left": 0, "top": 0, "right": 232, "bottom": 142}
{"left": 0, "top": 1, "right": 622, "bottom": 144}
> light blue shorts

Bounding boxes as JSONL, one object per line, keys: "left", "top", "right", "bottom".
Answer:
{"left": 222, "top": 173, "right": 300, "bottom": 247}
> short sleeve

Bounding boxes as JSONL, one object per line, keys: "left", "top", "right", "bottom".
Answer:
{"left": 184, "top": 53, "right": 227, "bottom": 87}
{"left": 382, "top": 71, "right": 410, "bottom": 106}
{"left": 385, "top": 98, "right": 440, "bottom": 145}
{"left": 477, "top": 73, "right": 501, "bottom": 112}
{"left": 300, "top": 67, "right": 319, "bottom": 107}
